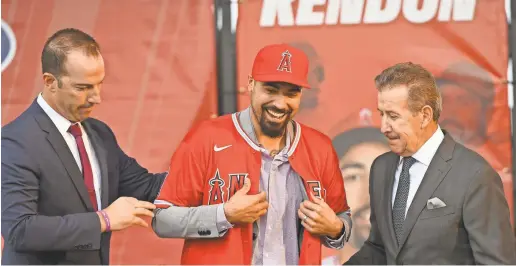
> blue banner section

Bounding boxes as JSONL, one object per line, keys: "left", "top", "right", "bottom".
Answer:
{"left": 1, "top": 20, "right": 16, "bottom": 72}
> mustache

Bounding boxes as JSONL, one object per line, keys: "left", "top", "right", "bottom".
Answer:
{"left": 384, "top": 132, "right": 399, "bottom": 139}
{"left": 80, "top": 103, "right": 96, "bottom": 109}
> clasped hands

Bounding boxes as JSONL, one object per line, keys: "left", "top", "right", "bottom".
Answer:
{"left": 223, "top": 178, "right": 343, "bottom": 238}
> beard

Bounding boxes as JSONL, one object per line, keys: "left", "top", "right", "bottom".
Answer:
{"left": 252, "top": 104, "right": 292, "bottom": 138}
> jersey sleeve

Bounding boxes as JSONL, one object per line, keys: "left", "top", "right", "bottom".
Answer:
{"left": 154, "top": 123, "right": 210, "bottom": 208}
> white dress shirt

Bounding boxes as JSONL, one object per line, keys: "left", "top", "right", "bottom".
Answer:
{"left": 37, "top": 94, "right": 102, "bottom": 210}
{"left": 391, "top": 126, "right": 445, "bottom": 217}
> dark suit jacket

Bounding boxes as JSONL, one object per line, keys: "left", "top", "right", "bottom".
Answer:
{"left": 346, "top": 132, "right": 516, "bottom": 265}
{"left": 1, "top": 100, "right": 166, "bottom": 265}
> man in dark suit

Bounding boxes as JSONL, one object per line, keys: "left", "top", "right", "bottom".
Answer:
{"left": 1, "top": 28, "right": 166, "bottom": 265}
{"left": 346, "top": 62, "right": 516, "bottom": 265}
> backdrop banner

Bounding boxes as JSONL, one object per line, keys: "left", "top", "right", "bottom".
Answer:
{"left": 1, "top": 0, "right": 513, "bottom": 264}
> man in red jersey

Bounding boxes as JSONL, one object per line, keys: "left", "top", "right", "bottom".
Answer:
{"left": 152, "top": 44, "right": 351, "bottom": 265}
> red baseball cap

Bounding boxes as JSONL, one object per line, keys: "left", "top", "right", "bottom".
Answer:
{"left": 251, "top": 43, "right": 311, "bottom": 89}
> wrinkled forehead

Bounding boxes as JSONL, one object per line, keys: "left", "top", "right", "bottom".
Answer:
{"left": 377, "top": 86, "right": 409, "bottom": 111}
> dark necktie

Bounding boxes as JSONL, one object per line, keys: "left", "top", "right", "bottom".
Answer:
{"left": 392, "top": 156, "right": 417, "bottom": 244}
{"left": 68, "top": 123, "right": 98, "bottom": 210}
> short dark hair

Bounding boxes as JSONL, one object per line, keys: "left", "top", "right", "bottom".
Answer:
{"left": 41, "top": 28, "right": 100, "bottom": 86}
{"left": 375, "top": 62, "right": 442, "bottom": 121}
{"left": 332, "top": 127, "right": 388, "bottom": 158}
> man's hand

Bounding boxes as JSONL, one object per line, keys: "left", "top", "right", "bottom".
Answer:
{"left": 298, "top": 194, "right": 343, "bottom": 238}
{"left": 98, "top": 197, "right": 156, "bottom": 232}
{"left": 223, "top": 178, "right": 268, "bottom": 224}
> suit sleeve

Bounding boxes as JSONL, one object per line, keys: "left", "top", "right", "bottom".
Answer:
{"left": 321, "top": 145, "right": 352, "bottom": 249}
{"left": 105, "top": 126, "right": 166, "bottom": 202}
{"left": 345, "top": 157, "right": 387, "bottom": 265}
{"left": 463, "top": 165, "right": 516, "bottom": 265}
{"left": 152, "top": 203, "right": 231, "bottom": 239}
{"left": 1, "top": 136, "right": 101, "bottom": 252}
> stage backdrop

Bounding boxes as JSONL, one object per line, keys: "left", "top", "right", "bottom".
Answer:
{"left": 1, "top": 0, "right": 216, "bottom": 264}
{"left": 236, "top": 0, "right": 513, "bottom": 263}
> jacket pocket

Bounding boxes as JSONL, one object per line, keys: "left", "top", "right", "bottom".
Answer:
{"left": 419, "top": 206, "right": 455, "bottom": 220}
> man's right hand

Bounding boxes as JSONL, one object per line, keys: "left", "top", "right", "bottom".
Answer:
{"left": 223, "top": 178, "right": 268, "bottom": 224}
{"left": 97, "top": 197, "right": 156, "bottom": 232}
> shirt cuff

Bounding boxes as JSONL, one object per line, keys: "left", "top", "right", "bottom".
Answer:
{"left": 216, "top": 203, "right": 233, "bottom": 234}
{"left": 324, "top": 229, "right": 346, "bottom": 249}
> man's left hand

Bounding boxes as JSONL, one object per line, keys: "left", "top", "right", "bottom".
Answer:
{"left": 298, "top": 194, "right": 343, "bottom": 238}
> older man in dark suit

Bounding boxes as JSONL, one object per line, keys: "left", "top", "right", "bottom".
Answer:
{"left": 1, "top": 28, "right": 166, "bottom": 265}
{"left": 346, "top": 62, "right": 516, "bottom": 265}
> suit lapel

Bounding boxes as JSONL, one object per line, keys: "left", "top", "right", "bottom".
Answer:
{"left": 396, "top": 133, "right": 455, "bottom": 253}
{"left": 33, "top": 107, "right": 94, "bottom": 211}
{"left": 83, "top": 120, "right": 109, "bottom": 209}
{"left": 383, "top": 153, "right": 401, "bottom": 249}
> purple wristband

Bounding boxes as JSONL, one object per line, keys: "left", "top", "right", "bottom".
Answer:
{"left": 99, "top": 210, "right": 111, "bottom": 232}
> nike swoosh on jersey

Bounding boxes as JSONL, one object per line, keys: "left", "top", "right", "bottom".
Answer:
{"left": 214, "top": 144, "right": 232, "bottom": 152}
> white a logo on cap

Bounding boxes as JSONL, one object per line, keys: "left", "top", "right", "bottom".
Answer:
{"left": 277, "top": 50, "right": 292, "bottom": 73}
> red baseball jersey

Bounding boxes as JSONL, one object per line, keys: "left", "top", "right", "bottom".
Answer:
{"left": 155, "top": 113, "right": 349, "bottom": 265}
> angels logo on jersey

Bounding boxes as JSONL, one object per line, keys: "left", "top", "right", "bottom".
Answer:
{"left": 307, "top": 180, "right": 327, "bottom": 200}
{"left": 208, "top": 169, "right": 225, "bottom": 205}
{"left": 227, "top": 173, "right": 248, "bottom": 201}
